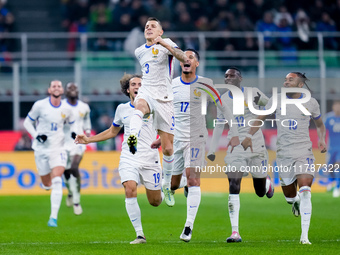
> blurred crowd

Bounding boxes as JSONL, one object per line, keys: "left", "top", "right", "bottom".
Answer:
{"left": 0, "top": 0, "right": 14, "bottom": 71}
{"left": 60, "top": 0, "right": 340, "bottom": 52}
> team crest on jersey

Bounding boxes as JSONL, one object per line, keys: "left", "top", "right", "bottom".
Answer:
{"left": 152, "top": 48, "right": 159, "bottom": 58}
{"left": 61, "top": 112, "right": 66, "bottom": 119}
{"left": 193, "top": 89, "right": 201, "bottom": 99}
{"left": 79, "top": 111, "right": 84, "bottom": 117}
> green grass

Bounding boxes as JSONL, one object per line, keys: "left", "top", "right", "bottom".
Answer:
{"left": 0, "top": 193, "right": 339, "bottom": 254}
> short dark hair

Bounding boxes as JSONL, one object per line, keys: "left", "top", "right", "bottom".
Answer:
{"left": 226, "top": 67, "right": 242, "bottom": 77}
{"left": 120, "top": 73, "right": 142, "bottom": 97}
{"left": 147, "top": 17, "right": 162, "bottom": 28}
{"left": 185, "top": 48, "right": 200, "bottom": 61}
{"left": 291, "top": 72, "right": 312, "bottom": 92}
{"left": 49, "top": 80, "right": 62, "bottom": 87}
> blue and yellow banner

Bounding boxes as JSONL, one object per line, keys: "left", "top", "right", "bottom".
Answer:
{"left": 0, "top": 150, "right": 330, "bottom": 195}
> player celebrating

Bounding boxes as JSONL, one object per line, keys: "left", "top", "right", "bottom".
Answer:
{"left": 207, "top": 68, "right": 275, "bottom": 243}
{"left": 152, "top": 49, "right": 240, "bottom": 242}
{"left": 23, "top": 80, "right": 75, "bottom": 227}
{"left": 75, "top": 74, "right": 162, "bottom": 244}
{"left": 324, "top": 100, "right": 340, "bottom": 197}
{"left": 128, "top": 17, "right": 188, "bottom": 206}
{"left": 242, "top": 72, "right": 327, "bottom": 244}
{"left": 63, "top": 83, "right": 91, "bottom": 215}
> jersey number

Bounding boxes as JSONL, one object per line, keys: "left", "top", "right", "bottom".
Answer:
{"left": 145, "top": 63, "right": 149, "bottom": 74}
{"left": 288, "top": 120, "right": 297, "bottom": 130}
{"left": 180, "top": 102, "right": 189, "bottom": 112}
{"left": 153, "top": 173, "right": 160, "bottom": 184}
{"left": 191, "top": 148, "right": 199, "bottom": 159}
{"left": 51, "top": 122, "right": 58, "bottom": 131}
{"left": 235, "top": 116, "right": 245, "bottom": 127}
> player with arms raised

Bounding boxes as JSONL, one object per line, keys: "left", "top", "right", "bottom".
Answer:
{"left": 63, "top": 82, "right": 91, "bottom": 215}
{"left": 207, "top": 68, "right": 274, "bottom": 243}
{"left": 242, "top": 72, "right": 327, "bottom": 244}
{"left": 75, "top": 74, "right": 162, "bottom": 244}
{"left": 23, "top": 80, "right": 75, "bottom": 227}
{"left": 128, "top": 17, "right": 188, "bottom": 206}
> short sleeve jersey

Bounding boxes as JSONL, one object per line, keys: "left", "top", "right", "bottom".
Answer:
{"left": 218, "top": 87, "right": 269, "bottom": 152}
{"left": 135, "top": 38, "right": 178, "bottom": 101}
{"left": 113, "top": 102, "right": 159, "bottom": 164}
{"left": 63, "top": 99, "right": 91, "bottom": 150}
{"left": 265, "top": 94, "right": 321, "bottom": 158}
{"left": 172, "top": 76, "right": 221, "bottom": 142}
{"left": 27, "top": 97, "right": 75, "bottom": 152}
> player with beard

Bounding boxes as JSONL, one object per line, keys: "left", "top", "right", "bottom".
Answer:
{"left": 242, "top": 72, "right": 327, "bottom": 244}
{"left": 62, "top": 83, "right": 91, "bottom": 215}
{"left": 24, "top": 80, "right": 76, "bottom": 227}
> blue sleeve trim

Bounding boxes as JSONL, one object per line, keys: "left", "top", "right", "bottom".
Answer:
{"left": 69, "top": 120, "right": 75, "bottom": 124}
{"left": 112, "top": 122, "right": 120, "bottom": 127}
{"left": 313, "top": 114, "right": 321, "bottom": 120}
{"left": 28, "top": 114, "right": 35, "bottom": 121}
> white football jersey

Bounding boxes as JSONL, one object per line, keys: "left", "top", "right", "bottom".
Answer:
{"left": 63, "top": 99, "right": 91, "bottom": 151}
{"left": 113, "top": 102, "right": 160, "bottom": 164}
{"left": 218, "top": 87, "right": 269, "bottom": 152}
{"left": 266, "top": 93, "right": 321, "bottom": 158}
{"left": 135, "top": 38, "right": 178, "bottom": 101}
{"left": 173, "top": 75, "right": 225, "bottom": 142}
{"left": 26, "top": 97, "right": 75, "bottom": 152}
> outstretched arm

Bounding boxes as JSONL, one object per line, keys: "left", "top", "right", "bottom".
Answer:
{"left": 75, "top": 125, "right": 121, "bottom": 144}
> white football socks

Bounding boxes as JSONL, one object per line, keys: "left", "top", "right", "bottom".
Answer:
{"left": 185, "top": 186, "right": 201, "bottom": 229}
{"left": 299, "top": 186, "right": 312, "bottom": 240}
{"left": 50, "top": 176, "right": 63, "bottom": 219}
{"left": 285, "top": 194, "right": 300, "bottom": 204}
{"left": 129, "top": 110, "right": 143, "bottom": 136}
{"left": 179, "top": 176, "right": 187, "bottom": 189}
{"left": 125, "top": 197, "right": 144, "bottom": 237}
{"left": 162, "top": 154, "right": 174, "bottom": 187}
{"left": 228, "top": 194, "right": 240, "bottom": 233}
{"left": 69, "top": 175, "right": 81, "bottom": 204}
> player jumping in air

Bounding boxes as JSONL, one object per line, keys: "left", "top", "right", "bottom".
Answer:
{"left": 128, "top": 17, "right": 188, "bottom": 207}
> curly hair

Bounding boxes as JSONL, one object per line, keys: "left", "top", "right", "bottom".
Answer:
{"left": 120, "top": 73, "right": 142, "bottom": 97}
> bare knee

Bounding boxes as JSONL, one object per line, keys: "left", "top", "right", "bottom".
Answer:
{"left": 162, "top": 146, "right": 173, "bottom": 156}
{"left": 123, "top": 181, "right": 137, "bottom": 198}
{"left": 229, "top": 179, "right": 241, "bottom": 194}
{"left": 149, "top": 197, "right": 162, "bottom": 207}
{"left": 187, "top": 178, "right": 200, "bottom": 187}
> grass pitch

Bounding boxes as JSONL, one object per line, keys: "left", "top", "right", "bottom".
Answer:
{"left": 0, "top": 192, "right": 339, "bottom": 255}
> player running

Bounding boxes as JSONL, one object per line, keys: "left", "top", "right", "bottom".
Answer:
{"left": 152, "top": 49, "right": 240, "bottom": 242}
{"left": 324, "top": 100, "right": 340, "bottom": 197}
{"left": 242, "top": 72, "right": 327, "bottom": 244}
{"left": 128, "top": 17, "right": 188, "bottom": 206}
{"left": 75, "top": 74, "right": 162, "bottom": 244}
{"left": 207, "top": 67, "right": 275, "bottom": 243}
{"left": 63, "top": 82, "right": 91, "bottom": 215}
{"left": 23, "top": 80, "right": 75, "bottom": 227}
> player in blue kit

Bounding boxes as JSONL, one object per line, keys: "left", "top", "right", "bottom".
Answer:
{"left": 324, "top": 100, "right": 340, "bottom": 197}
